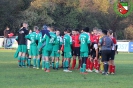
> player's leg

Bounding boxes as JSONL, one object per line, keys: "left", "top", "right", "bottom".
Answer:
{"left": 37, "top": 54, "right": 40, "bottom": 69}
{"left": 21, "top": 45, "right": 27, "bottom": 67}
{"left": 45, "top": 51, "right": 52, "bottom": 72}
{"left": 33, "top": 46, "right": 38, "bottom": 69}
{"left": 77, "top": 47, "right": 81, "bottom": 69}
{"left": 60, "top": 51, "right": 64, "bottom": 68}
{"left": 80, "top": 52, "right": 88, "bottom": 74}
{"left": 63, "top": 52, "right": 67, "bottom": 71}
{"left": 55, "top": 52, "right": 60, "bottom": 70}
{"left": 37, "top": 48, "right": 41, "bottom": 69}
{"left": 102, "top": 50, "right": 111, "bottom": 75}
{"left": 41, "top": 56, "right": 46, "bottom": 70}
{"left": 18, "top": 52, "right": 22, "bottom": 67}
{"left": 99, "top": 50, "right": 104, "bottom": 73}
{"left": 110, "top": 50, "right": 115, "bottom": 74}
{"left": 71, "top": 48, "right": 76, "bottom": 69}
{"left": 87, "top": 55, "right": 94, "bottom": 72}
{"left": 77, "top": 56, "right": 81, "bottom": 69}
{"left": 17, "top": 45, "right": 22, "bottom": 67}
{"left": 51, "top": 51, "right": 55, "bottom": 69}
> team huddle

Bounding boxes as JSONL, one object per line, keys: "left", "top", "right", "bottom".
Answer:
{"left": 14, "top": 22, "right": 117, "bottom": 75}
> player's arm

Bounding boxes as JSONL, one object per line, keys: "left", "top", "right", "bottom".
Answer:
{"left": 59, "top": 37, "right": 63, "bottom": 50}
{"left": 98, "top": 37, "right": 103, "bottom": 46}
{"left": 94, "top": 44, "right": 98, "bottom": 60}
{"left": 25, "top": 34, "right": 31, "bottom": 40}
{"left": 70, "top": 36, "right": 73, "bottom": 49}
{"left": 87, "top": 35, "right": 92, "bottom": 58}
{"left": 41, "top": 34, "right": 47, "bottom": 43}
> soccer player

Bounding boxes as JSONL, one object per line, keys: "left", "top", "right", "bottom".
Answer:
{"left": 97, "top": 29, "right": 104, "bottom": 73}
{"left": 79, "top": 27, "right": 91, "bottom": 74}
{"left": 70, "top": 30, "right": 76, "bottom": 67}
{"left": 99, "top": 30, "right": 113, "bottom": 75}
{"left": 25, "top": 26, "right": 39, "bottom": 68}
{"left": 36, "top": 28, "right": 43, "bottom": 69}
{"left": 93, "top": 27, "right": 99, "bottom": 44}
{"left": 86, "top": 42, "right": 99, "bottom": 73}
{"left": 107, "top": 30, "right": 117, "bottom": 74}
{"left": 51, "top": 29, "right": 63, "bottom": 70}
{"left": 17, "top": 22, "right": 29, "bottom": 67}
{"left": 71, "top": 29, "right": 81, "bottom": 70}
{"left": 41, "top": 27, "right": 56, "bottom": 72}
{"left": 63, "top": 29, "right": 72, "bottom": 72}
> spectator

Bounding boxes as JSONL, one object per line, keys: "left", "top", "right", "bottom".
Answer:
{"left": 3, "top": 26, "right": 10, "bottom": 49}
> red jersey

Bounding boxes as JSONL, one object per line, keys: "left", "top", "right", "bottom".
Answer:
{"left": 74, "top": 34, "right": 80, "bottom": 47}
{"left": 92, "top": 34, "right": 99, "bottom": 44}
{"left": 89, "top": 33, "right": 94, "bottom": 43}
{"left": 71, "top": 35, "right": 75, "bottom": 48}
{"left": 111, "top": 37, "right": 117, "bottom": 50}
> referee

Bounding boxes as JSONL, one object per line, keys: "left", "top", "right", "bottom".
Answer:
{"left": 99, "top": 30, "right": 113, "bottom": 75}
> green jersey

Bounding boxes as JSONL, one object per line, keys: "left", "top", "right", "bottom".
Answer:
{"left": 25, "top": 32, "right": 37, "bottom": 46}
{"left": 52, "top": 36, "right": 63, "bottom": 51}
{"left": 42, "top": 32, "right": 56, "bottom": 51}
{"left": 36, "top": 32, "right": 43, "bottom": 49}
{"left": 63, "top": 34, "right": 72, "bottom": 52}
{"left": 79, "top": 32, "right": 90, "bottom": 52}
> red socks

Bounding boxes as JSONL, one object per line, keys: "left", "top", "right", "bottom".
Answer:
{"left": 109, "top": 65, "right": 115, "bottom": 73}
{"left": 96, "top": 63, "right": 100, "bottom": 70}
{"left": 89, "top": 62, "right": 94, "bottom": 70}
{"left": 112, "top": 65, "right": 115, "bottom": 73}
{"left": 94, "top": 59, "right": 98, "bottom": 69}
{"left": 109, "top": 65, "right": 112, "bottom": 73}
{"left": 86, "top": 58, "right": 90, "bottom": 69}
{"left": 71, "top": 59, "right": 76, "bottom": 69}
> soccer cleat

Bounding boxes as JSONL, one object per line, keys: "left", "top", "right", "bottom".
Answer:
{"left": 95, "top": 70, "right": 99, "bottom": 73}
{"left": 102, "top": 72, "right": 108, "bottom": 76}
{"left": 19, "top": 65, "right": 22, "bottom": 67}
{"left": 46, "top": 70, "right": 50, "bottom": 72}
{"left": 53, "top": 67, "right": 55, "bottom": 69}
{"left": 33, "top": 66, "right": 36, "bottom": 68}
{"left": 65, "top": 70, "right": 72, "bottom": 72}
{"left": 86, "top": 69, "right": 93, "bottom": 72}
{"left": 86, "top": 69, "right": 89, "bottom": 72}
{"left": 111, "top": 72, "right": 115, "bottom": 75}
{"left": 22, "top": 65, "right": 26, "bottom": 68}
{"left": 63, "top": 69, "right": 67, "bottom": 72}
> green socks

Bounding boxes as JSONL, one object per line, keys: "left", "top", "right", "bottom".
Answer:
{"left": 42, "top": 60, "right": 45, "bottom": 69}
{"left": 22, "top": 57, "right": 26, "bottom": 66}
{"left": 65, "top": 60, "right": 69, "bottom": 69}
{"left": 55, "top": 62, "right": 59, "bottom": 69}
{"left": 63, "top": 61, "right": 66, "bottom": 70}
{"left": 33, "top": 58, "right": 36, "bottom": 67}
{"left": 80, "top": 68, "right": 83, "bottom": 72}
{"left": 45, "top": 61, "right": 50, "bottom": 70}
{"left": 18, "top": 56, "right": 21, "bottom": 66}
{"left": 28, "top": 59, "right": 31, "bottom": 66}
{"left": 83, "top": 63, "right": 86, "bottom": 72}
{"left": 37, "top": 59, "right": 40, "bottom": 68}
{"left": 52, "top": 62, "right": 54, "bottom": 68}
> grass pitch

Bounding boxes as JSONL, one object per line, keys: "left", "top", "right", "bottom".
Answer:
{"left": 0, "top": 49, "right": 133, "bottom": 88}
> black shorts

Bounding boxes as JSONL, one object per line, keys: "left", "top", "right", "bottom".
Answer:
{"left": 101, "top": 50, "right": 111, "bottom": 62}
{"left": 110, "top": 50, "right": 115, "bottom": 60}
{"left": 73, "top": 47, "right": 80, "bottom": 56}
{"left": 61, "top": 51, "right": 64, "bottom": 56}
